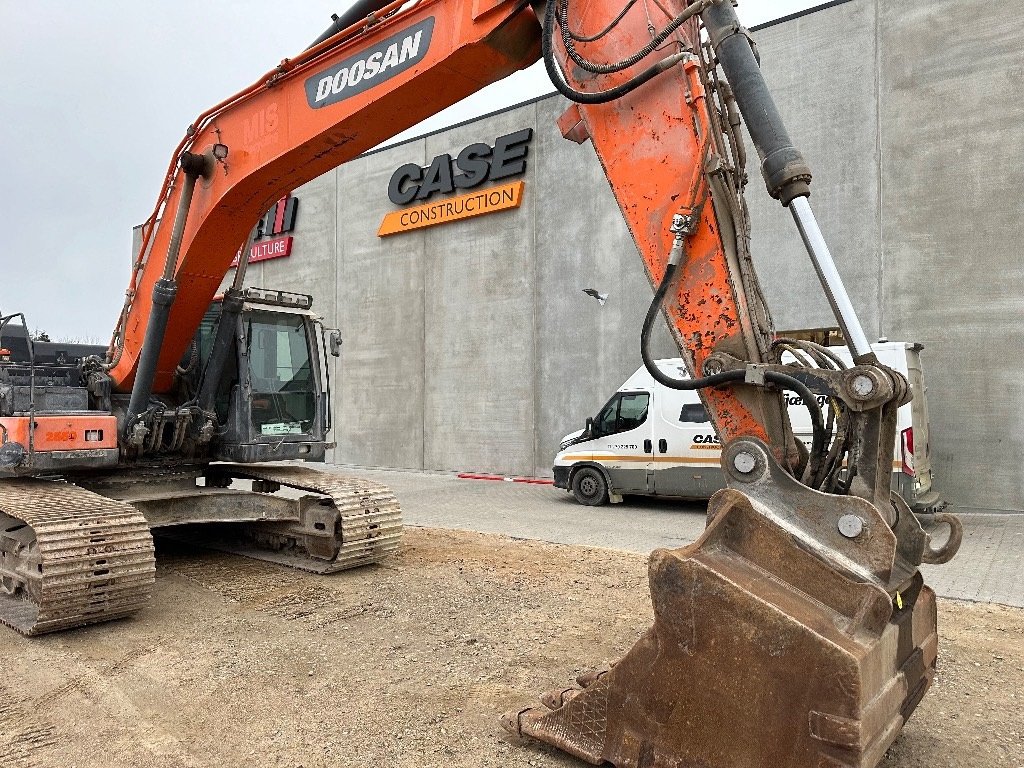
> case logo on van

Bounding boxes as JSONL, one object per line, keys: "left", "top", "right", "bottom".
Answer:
{"left": 306, "top": 18, "right": 434, "bottom": 108}
{"left": 784, "top": 394, "right": 828, "bottom": 407}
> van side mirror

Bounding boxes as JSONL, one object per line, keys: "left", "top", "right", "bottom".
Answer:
{"left": 585, "top": 416, "right": 595, "bottom": 438}
{"left": 328, "top": 329, "right": 342, "bottom": 357}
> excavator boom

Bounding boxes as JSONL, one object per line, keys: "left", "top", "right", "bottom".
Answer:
{"left": 109, "top": 0, "right": 543, "bottom": 396}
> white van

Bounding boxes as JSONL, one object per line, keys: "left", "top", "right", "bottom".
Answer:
{"left": 553, "top": 342, "right": 943, "bottom": 513}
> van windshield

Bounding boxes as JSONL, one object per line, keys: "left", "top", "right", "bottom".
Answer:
{"left": 595, "top": 392, "right": 649, "bottom": 437}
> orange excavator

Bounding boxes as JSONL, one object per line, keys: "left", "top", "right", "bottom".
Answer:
{"left": 0, "top": 1, "right": 964, "bottom": 765}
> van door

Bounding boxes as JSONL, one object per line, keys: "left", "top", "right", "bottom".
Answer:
{"left": 588, "top": 390, "right": 654, "bottom": 494}
{"left": 651, "top": 392, "right": 725, "bottom": 498}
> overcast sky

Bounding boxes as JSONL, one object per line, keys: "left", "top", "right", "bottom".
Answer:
{"left": 1, "top": 0, "right": 819, "bottom": 341}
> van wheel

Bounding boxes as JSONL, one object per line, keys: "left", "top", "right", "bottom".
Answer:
{"left": 572, "top": 467, "right": 609, "bottom": 506}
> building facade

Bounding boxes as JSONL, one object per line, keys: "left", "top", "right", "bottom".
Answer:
{"left": 223, "top": 0, "right": 1023, "bottom": 515}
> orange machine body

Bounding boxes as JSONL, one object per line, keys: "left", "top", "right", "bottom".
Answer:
{"left": 561, "top": 6, "right": 787, "bottom": 453}
{"left": 0, "top": 415, "right": 118, "bottom": 452}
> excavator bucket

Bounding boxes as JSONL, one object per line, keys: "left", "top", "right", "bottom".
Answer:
{"left": 503, "top": 487, "right": 940, "bottom": 768}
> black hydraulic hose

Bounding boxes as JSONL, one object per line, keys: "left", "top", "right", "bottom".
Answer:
{"left": 557, "top": 0, "right": 709, "bottom": 76}
{"left": 766, "top": 370, "right": 826, "bottom": 486}
{"left": 640, "top": 262, "right": 827, "bottom": 486}
{"left": 564, "top": 0, "right": 638, "bottom": 42}
{"left": 542, "top": 0, "right": 688, "bottom": 104}
{"left": 774, "top": 337, "right": 846, "bottom": 370}
{"left": 640, "top": 263, "right": 746, "bottom": 392}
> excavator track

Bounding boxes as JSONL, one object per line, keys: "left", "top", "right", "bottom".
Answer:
{"left": 0, "top": 479, "right": 155, "bottom": 637}
{"left": 207, "top": 464, "right": 403, "bottom": 573}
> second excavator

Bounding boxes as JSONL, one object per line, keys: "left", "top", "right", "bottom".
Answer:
{"left": 0, "top": 1, "right": 963, "bottom": 766}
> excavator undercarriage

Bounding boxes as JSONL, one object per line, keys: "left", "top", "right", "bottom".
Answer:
{"left": 0, "top": 464, "right": 401, "bottom": 635}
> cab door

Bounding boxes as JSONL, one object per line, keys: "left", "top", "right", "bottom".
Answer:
{"left": 589, "top": 391, "right": 654, "bottom": 494}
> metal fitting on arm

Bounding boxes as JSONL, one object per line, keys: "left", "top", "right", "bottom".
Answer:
{"left": 667, "top": 213, "right": 695, "bottom": 266}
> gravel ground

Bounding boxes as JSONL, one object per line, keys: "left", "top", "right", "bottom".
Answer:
{"left": 0, "top": 528, "right": 1020, "bottom": 768}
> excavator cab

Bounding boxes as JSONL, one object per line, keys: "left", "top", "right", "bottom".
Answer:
{"left": 193, "top": 287, "right": 337, "bottom": 464}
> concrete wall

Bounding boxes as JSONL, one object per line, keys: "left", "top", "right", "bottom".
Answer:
{"left": 745, "top": 0, "right": 1024, "bottom": 513}
{"left": 246, "top": 0, "right": 1022, "bottom": 513}
{"left": 248, "top": 94, "right": 674, "bottom": 479}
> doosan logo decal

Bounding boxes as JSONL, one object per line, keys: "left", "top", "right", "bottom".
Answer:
{"left": 305, "top": 18, "right": 434, "bottom": 109}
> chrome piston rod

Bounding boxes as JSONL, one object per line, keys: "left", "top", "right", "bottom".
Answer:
{"left": 789, "top": 197, "right": 873, "bottom": 359}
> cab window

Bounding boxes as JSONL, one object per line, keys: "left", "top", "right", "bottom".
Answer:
{"left": 245, "top": 311, "right": 316, "bottom": 435}
{"left": 679, "top": 403, "right": 710, "bottom": 423}
{"left": 594, "top": 392, "right": 650, "bottom": 437}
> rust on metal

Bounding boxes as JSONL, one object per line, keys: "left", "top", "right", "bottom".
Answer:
{"left": 170, "top": 464, "right": 403, "bottom": 573}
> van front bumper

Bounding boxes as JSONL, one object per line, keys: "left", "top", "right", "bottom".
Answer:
{"left": 553, "top": 466, "right": 570, "bottom": 490}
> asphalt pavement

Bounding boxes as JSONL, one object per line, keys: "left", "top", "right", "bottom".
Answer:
{"left": 330, "top": 465, "right": 1024, "bottom": 609}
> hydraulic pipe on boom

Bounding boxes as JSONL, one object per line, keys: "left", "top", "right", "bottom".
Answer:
{"left": 123, "top": 151, "right": 209, "bottom": 439}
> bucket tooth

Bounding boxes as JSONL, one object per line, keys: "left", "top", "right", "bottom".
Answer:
{"left": 540, "top": 687, "right": 581, "bottom": 710}
{"left": 576, "top": 663, "right": 614, "bottom": 688}
{"left": 502, "top": 488, "right": 940, "bottom": 768}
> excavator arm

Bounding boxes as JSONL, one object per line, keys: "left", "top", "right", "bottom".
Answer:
{"left": 93, "top": 1, "right": 963, "bottom": 765}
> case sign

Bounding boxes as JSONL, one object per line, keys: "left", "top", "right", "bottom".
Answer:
{"left": 378, "top": 181, "right": 524, "bottom": 236}
{"left": 379, "top": 129, "right": 531, "bottom": 237}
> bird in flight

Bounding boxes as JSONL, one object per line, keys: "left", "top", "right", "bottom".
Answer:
{"left": 582, "top": 288, "right": 608, "bottom": 306}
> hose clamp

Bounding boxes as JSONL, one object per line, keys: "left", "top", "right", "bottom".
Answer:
{"left": 708, "top": 21, "right": 759, "bottom": 63}
{"left": 744, "top": 364, "right": 768, "bottom": 386}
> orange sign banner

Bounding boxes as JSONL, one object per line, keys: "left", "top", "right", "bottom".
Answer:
{"left": 378, "top": 180, "right": 525, "bottom": 237}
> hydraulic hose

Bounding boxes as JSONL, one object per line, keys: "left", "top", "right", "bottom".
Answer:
{"left": 766, "top": 370, "right": 826, "bottom": 486}
{"left": 542, "top": 0, "right": 689, "bottom": 104}
{"left": 640, "top": 261, "right": 827, "bottom": 487}
{"left": 563, "top": 0, "right": 638, "bottom": 42}
{"left": 640, "top": 263, "right": 746, "bottom": 392}
{"left": 557, "top": 0, "right": 711, "bottom": 75}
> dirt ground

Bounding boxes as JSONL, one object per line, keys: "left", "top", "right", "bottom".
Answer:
{"left": 0, "top": 528, "right": 1020, "bottom": 768}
